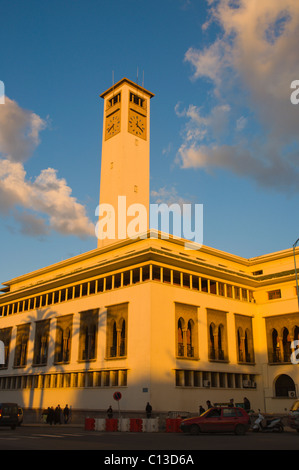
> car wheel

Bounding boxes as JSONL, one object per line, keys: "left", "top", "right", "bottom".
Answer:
{"left": 234, "top": 424, "right": 246, "bottom": 435}
{"left": 190, "top": 424, "right": 200, "bottom": 435}
{"left": 276, "top": 424, "right": 284, "bottom": 433}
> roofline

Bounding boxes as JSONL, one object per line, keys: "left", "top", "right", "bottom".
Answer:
{"left": 1, "top": 230, "right": 298, "bottom": 287}
{"left": 100, "top": 77, "right": 155, "bottom": 99}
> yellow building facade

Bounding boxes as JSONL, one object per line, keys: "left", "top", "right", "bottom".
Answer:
{"left": 0, "top": 79, "right": 298, "bottom": 417}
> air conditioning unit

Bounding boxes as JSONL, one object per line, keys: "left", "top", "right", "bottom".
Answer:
{"left": 288, "top": 391, "right": 296, "bottom": 398}
{"left": 203, "top": 380, "right": 210, "bottom": 387}
{"left": 242, "top": 380, "right": 251, "bottom": 388}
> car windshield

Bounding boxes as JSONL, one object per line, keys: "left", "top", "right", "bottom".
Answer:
{"left": 203, "top": 408, "right": 221, "bottom": 418}
{"left": 290, "top": 401, "right": 299, "bottom": 411}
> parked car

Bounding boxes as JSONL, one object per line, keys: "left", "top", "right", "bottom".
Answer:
{"left": 288, "top": 400, "right": 299, "bottom": 432}
{"left": 17, "top": 407, "right": 23, "bottom": 426}
{"left": 0, "top": 403, "right": 19, "bottom": 430}
{"left": 180, "top": 406, "right": 250, "bottom": 435}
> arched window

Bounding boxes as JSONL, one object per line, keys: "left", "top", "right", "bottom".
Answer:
{"left": 187, "top": 320, "right": 194, "bottom": 357}
{"left": 275, "top": 374, "right": 296, "bottom": 397}
{"left": 282, "top": 327, "right": 291, "bottom": 362}
{"left": 244, "top": 328, "right": 251, "bottom": 362}
{"left": 111, "top": 321, "right": 117, "bottom": 357}
{"left": 177, "top": 318, "right": 184, "bottom": 357}
{"left": 209, "top": 323, "right": 216, "bottom": 359}
{"left": 237, "top": 327, "right": 243, "bottom": 362}
{"left": 120, "top": 319, "right": 126, "bottom": 356}
{"left": 218, "top": 324, "right": 224, "bottom": 360}
{"left": 272, "top": 328, "right": 280, "bottom": 362}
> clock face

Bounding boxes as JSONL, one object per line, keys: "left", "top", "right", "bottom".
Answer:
{"left": 105, "top": 110, "right": 121, "bottom": 140}
{"left": 128, "top": 110, "right": 146, "bottom": 140}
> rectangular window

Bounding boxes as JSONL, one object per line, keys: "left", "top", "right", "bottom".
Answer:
{"left": 226, "top": 285, "right": 233, "bottom": 298}
{"left": 108, "top": 92, "right": 121, "bottom": 108}
{"left": 194, "top": 371, "right": 201, "bottom": 387}
{"left": 60, "top": 289, "right": 66, "bottom": 302}
{"left": 94, "top": 371, "right": 101, "bottom": 387}
{"left": 111, "top": 371, "right": 118, "bottom": 387}
{"left": 67, "top": 288, "right": 73, "bottom": 301}
{"left": 132, "top": 268, "right": 140, "bottom": 284}
{"left": 182, "top": 273, "right": 190, "bottom": 288}
{"left": 173, "top": 270, "right": 181, "bottom": 286}
{"left": 74, "top": 285, "right": 81, "bottom": 298}
{"left": 119, "top": 370, "right": 127, "bottom": 387}
{"left": 81, "top": 283, "right": 88, "bottom": 296}
{"left": 106, "top": 276, "right": 112, "bottom": 290}
{"left": 35, "top": 296, "right": 41, "bottom": 308}
{"left": 218, "top": 283, "right": 225, "bottom": 296}
{"left": 64, "top": 373, "right": 71, "bottom": 388}
{"left": 114, "top": 273, "right": 121, "bottom": 288}
{"left": 184, "top": 370, "right": 192, "bottom": 387}
{"left": 242, "top": 289, "right": 248, "bottom": 301}
{"left": 163, "top": 268, "right": 171, "bottom": 283}
{"left": 103, "top": 371, "right": 110, "bottom": 387}
{"left": 97, "top": 278, "right": 104, "bottom": 292}
{"left": 89, "top": 280, "right": 96, "bottom": 295}
{"left": 192, "top": 276, "right": 199, "bottom": 290}
{"left": 268, "top": 289, "right": 281, "bottom": 300}
{"left": 175, "top": 370, "right": 184, "bottom": 387}
{"left": 142, "top": 265, "right": 150, "bottom": 281}
{"left": 87, "top": 372, "right": 93, "bottom": 387}
{"left": 152, "top": 266, "right": 161, "bottom": 281}
{"left": 123, "top": 271, "right": 130, "bottom": 286}
{"left": 130, "top": 92, "right": 145, "bottom": 108}
{"left": 210, "top": 280, "right": 217, "bottom": 294}
{"left": 201, "top": 278, "right": 208, "bottom": 292}
{"left": 234, "top": 287, "right": 240, "bottom": 300}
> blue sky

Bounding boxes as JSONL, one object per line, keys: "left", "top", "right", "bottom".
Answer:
{"left": 0, "top": 0, "right": 299, "bottom": 284}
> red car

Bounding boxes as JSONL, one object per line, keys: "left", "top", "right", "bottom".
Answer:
{"left": 180, "top": 407, "right": 250, "bottom": 435}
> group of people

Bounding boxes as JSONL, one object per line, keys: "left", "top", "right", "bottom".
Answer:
{"left": 199, "top": 397, "right": 251, "bottom": 415}
{"left": 44, "top": 404, "right": 71, "bottom": 424}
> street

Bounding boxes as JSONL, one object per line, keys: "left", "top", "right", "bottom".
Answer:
{"left": 0, "top": 424, "right": 298, "bottom": 452}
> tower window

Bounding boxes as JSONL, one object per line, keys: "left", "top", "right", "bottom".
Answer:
{"left": 130, "top": 92, "right": 145, "bottom": 108}
{"left": 108, "top": 93, "right": 121, "bottom": 108}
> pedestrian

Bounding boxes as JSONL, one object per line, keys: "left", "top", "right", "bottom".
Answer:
{"left": 107, "top": 406, "right": 113, "bottom": 419}
{"left": 48, "top": 407, "right": 55, "bottom": 425}
{"left": 206, "top": 400, "right": 212, "bottom": 409}
{"left": 146, "top": 402, "right": 152, "bottom": 419}
{"left": 243, "top": 397, "right": 251, "bottom": 411}
{"left": 45, "top": 407, "right": 50, "bottom": 424}
{"left": 199, "top": 405, "right": 205, "bottom": 415}
{"left": 63, "top": 404, "right": 70, "bottom": 424}
{"left": 228, "top": 398, "right": 234, "bottom": 408}
{"left": 54, "top": 405, "right": 62, "bottom": 424}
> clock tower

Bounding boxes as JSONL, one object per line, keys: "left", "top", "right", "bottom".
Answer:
{"left": 97, "top": 78, "right": 154, "bottom": 247}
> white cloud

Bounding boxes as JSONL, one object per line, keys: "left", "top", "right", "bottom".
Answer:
{"left": 0, "top": 97, "right": 46, "bottom": 162}
{"left": 178, "top": 0, "right": 299, "bottom": 191}
{"left": 151, "top": 186, "right": 191, "bottom": 206}
{"left": 0, "top": 98, "right": 95, "bottom": 238}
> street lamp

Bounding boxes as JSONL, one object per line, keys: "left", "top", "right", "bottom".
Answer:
{"left": 293, "top": 238, "right": 299, "bottom": 310}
